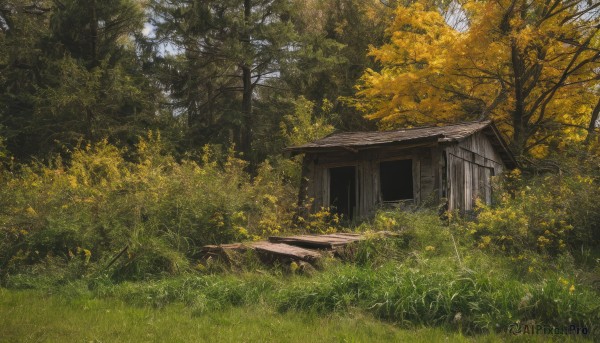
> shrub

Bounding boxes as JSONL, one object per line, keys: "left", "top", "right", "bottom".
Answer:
{"left": 0, "top": 133, "right": 298, "bottom": 279}
{"left": 467, "top": 169, "right": 600, "bottom": 256}
{"left": 356, "top": 209, "right": 458, "bottom": 258}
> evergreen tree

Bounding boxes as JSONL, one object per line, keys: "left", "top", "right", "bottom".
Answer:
{"left": 287, "top": 0, "right": 393, "bottom": 131}
{"left": 0, "top": 0, "right": 52, "bottom": 159}
{"left": 0, "top": 0, "right": 169, "bottom": 160}
{"left": 150, "top": 0, "right": 297, "bottom": 160}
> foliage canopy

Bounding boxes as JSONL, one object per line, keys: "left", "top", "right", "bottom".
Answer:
{"left": 355, "top": 0, "right": 600, "bottom": 156}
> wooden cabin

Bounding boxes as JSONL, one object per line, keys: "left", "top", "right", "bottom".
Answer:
{"left": 287, "top": 121, "right": 517, "bottom": 219}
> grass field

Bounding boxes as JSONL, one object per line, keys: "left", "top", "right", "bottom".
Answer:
{"left": 0, "top": 288, "right": 591, "bottom": 343}
{"left": 1, "top": 212, "right": 598, "bottom": 342}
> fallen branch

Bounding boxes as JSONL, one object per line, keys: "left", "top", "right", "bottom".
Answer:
{"left": 103, "top": 245, "right": 129, "bottom": 271}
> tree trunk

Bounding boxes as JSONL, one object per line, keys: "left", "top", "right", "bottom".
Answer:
{"left": 85, "top": 107, "right": 95, "bottom": 141}
{"left": 89, "top": 0, "right": 98, "bottom": 68}
{"left": 206, "top": 81, "right": 214, "bottom": 126}
{"left": 510, "top": 42, "right": 526, "bottom": 156}
{"left": 584, "top": 97, "right": 600, "bottom": 145}
{"left": 240, "top": 0, "right": 253, "bottom": 157}
{"left": 241, "top": 65, "right": 252, "bottom": 156}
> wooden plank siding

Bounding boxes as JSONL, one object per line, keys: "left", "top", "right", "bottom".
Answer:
{"left": 294, "top": 122, "right": 514, "bottom": 218}
{"left": 444, "top": 131, "right": 505, "bottom": 212}
{"left": 305, "top": 144, "right": 443, "bottom": 218}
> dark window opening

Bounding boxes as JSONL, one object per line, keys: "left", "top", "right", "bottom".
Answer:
{"left": 329, "top": 166, "right": 356, "bottom": 219}
{"left": 380, "top": 160, "right": 413, "bottom": 201}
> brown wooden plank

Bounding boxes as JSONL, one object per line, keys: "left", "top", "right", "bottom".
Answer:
{"left": 251, "top": 242, "right": 321, "bottom": 262}
{"left": 322, "top": 233, "right": 362, "bottom": 238}
{"left": 314, "top": 166, "right": 324, "bottom": 209}
{"left": 413, "top": 156, "right": 421, "bottom": 204}
{"left": 268, "top": 234, "right": 361, "bottom": 248}
{"left": 201, "top": 241, "right": 322, "bottom": 262}
{"left": 320, "top": 234, "right": 363, "bottom": 242}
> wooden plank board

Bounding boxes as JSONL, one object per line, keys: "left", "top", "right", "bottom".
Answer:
{"left": 252, "top": 242, "right": 321, "bottom": 262}
{"left": 268, "top": 233, "right": 363, "bottom": 248}
{"left": 201, "top": 231, "right": 401, "bottom": 265}
{"left": 201, "top": 241, "right": 321, "bottom": 262}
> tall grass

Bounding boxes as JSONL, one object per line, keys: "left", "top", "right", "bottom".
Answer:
{"left": 11, "top": 258, "right": 594, "bottom": 336}
{"left": 273, "top": 262, "right": 599, "bottom": 334}
{"left": 2, "top": 208, "right": 598, "bottom": 339}
{"left": 5, "top": 289, "right": 500, "bottom": 343}
{"left": 95, "top": 273, "right": 279, "bottom": 313}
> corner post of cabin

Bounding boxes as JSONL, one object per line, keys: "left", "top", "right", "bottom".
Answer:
{"left": 412, "top": 154, "right": 421, "bottom": 205}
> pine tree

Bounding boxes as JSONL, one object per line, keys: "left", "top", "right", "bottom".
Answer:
{"left": 0, "top": 0, "right": 169, "bottom": 159}
{"left": 151, "top": 0, "right": 297, "bottom": 160}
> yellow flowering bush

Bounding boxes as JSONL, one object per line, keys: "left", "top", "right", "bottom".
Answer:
{"left": 293, "top": 206, "right": 341, "bottom": 235}
{"left": 468, "top": 168, "right": 599, "bottom": 255}
{"left": 0, "top": 133, "right": 298, "bottom": 278}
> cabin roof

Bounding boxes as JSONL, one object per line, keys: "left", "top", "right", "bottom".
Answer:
{"left": 287, "top": 120, "right": 518, "bottom": 168}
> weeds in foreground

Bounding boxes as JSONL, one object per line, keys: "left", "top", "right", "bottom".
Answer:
{"left": 2, "top": 209, "right": 599, "bottom": 339}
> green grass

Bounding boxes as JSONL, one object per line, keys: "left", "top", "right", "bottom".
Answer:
{"left": 0, "top": 289, "right": 586, "bottom": 343}
{"left": 2, "top": 210, "right": 598, "bottom": 342}
{"left": 2, "top": 249, "right": 598, "bottom": 341}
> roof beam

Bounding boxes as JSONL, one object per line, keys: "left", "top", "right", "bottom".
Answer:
{"left": 341, "top": 146, "right": 359, "bottom": 153}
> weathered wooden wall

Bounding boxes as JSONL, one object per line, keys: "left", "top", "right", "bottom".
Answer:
{"left": 444, "top": 131, "right": 505, "bottom": 212}
{"left": 301, "top": 142, "right": 440, "bottom": 218}
{"left": 299, "top": 131, "right": 507, "bottom": 217}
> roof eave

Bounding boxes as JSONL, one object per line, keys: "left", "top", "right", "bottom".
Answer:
{"left": 286, "top": 136, "right": 441, "bottom": 155}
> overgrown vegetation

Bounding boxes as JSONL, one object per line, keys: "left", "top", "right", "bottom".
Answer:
{"left": 468, "top": 168, "right": 600, "bottom": 257}
{"left": 1, "top": 129, "right": 599, "bottom": 340}
{"left": 0, "top": 134, "right": 294, "bottom": 279}
{"left": 2, "top": 191, "right": 599, "bottom": 338}
{"left": 1, "top": 0, "right": 599, "bottom": 340}
{"left": 9, "top": 290, "right": 568, "bottom": 343}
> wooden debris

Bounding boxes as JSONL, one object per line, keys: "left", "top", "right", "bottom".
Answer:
{"left": 268, "top": 233, "right": 363, "bottom": 249}
{"left": 252, "top": 242, "right": 321, "bottom": 262}
{"left": 200, "top": 231, "right": 396, "bottom": 266}
{"left": 200, "top": 241, "right": 321, "bottom": 263}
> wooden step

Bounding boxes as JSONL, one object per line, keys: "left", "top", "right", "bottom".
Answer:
{"left": 201, "top": 241, "right": 321, "bottom": 262}
{"left": 268, "top": 233, "right": 363, "bottom": 249}
{"left": 252, "top": 242, "right": 321, "bottom": 262}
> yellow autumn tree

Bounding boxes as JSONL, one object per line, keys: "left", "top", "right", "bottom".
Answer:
{"left": 354, "top": 0, "right": 599, "bottom": 156}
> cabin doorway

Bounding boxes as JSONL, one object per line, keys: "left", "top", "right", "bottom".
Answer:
{"left": 380, "top": 159, "right": 413, "bottom": 202}
{"left": 329, "top": 166, "right": 356, "bottom": 219}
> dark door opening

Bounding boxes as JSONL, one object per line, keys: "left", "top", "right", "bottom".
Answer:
{"left": 380, "top": 159, "right": 413, "bottom": 201}
{"left": 329, "top": 166, "right": 356, "bottom": 219}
